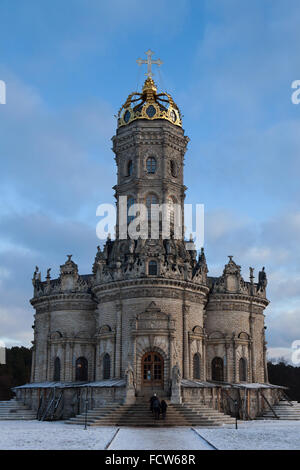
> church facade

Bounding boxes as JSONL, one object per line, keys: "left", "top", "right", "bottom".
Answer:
{"left": 15, "top": 66, "right": 282, "bottom": 420}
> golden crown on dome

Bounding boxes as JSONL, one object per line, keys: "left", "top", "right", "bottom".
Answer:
{"left": 117, "top": 50, "right": 182, "bottom": 128}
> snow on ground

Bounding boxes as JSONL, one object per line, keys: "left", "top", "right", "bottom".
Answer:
{"left": 198, "top": 420, "right": 300, "bottom": 450}
{"left": 109, "top": 427, "right": 212, "bottom": 450}
{"left": 0, "top": 421, "right": 117, "bottom": 450}
{"left": 0, "top": 420, "right": 300, "bottom": 450}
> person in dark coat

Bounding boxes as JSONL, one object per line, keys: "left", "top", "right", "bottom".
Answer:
{"left": 152, "top": 397, "right": 161, "bottom": 420}
{"left": 149, "top": 393, "right": 157, "bottom": 413}
{"left": 160, "top": 400, "right": 167, "bottom": 420}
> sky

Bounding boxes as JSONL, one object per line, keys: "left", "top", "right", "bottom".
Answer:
{"left": 0, "top": 0, "right": 300, "bottom": 363}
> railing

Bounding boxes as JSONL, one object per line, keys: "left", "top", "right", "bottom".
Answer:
{"left": 260, "top": 390, "right": 279, "bottom": 419}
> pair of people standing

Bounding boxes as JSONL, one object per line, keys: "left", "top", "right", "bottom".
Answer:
{"left": 149, "top": 394, "right": 168, "bottom": 420}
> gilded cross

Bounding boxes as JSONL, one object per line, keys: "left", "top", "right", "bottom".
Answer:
{"left": 136, "top": 50, "right": 163, "bottom": 78}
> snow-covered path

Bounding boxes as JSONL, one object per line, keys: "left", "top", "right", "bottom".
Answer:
{"left": 0, "top": 420, "right": 299, "bottom": 450}
{"left": 109, "top": 427, "right": 213, "bottom": 450}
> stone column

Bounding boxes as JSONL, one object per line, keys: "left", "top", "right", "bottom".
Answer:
{"left": 169, "top": 334, "right": 174, "bottom": 383}
{"left": 132, "top": 333, "right": 137, "bottom": 386}
{"left": 202, "top": 337, "right": 207, "bottom": 381}
{"left": 188, "top": 335, "right": 193, "bottom": 379}
{"left": 232, "top": 337, "right": 237, "bottom": 383}
{"left": 30, "top": 346, "right": 36, "bottom": 382}
{"left": 162, "top": 134, "right": 167, "bottom": 180}
{"left": 248, "top": 342, "right": 252, "bottom": 382}
{"left": 263, "top": 342, "right": 269, "bottom": 383}
{"left": 61, "top": 343, "right": 66, "bottom": 381}
{"left": 64, "top": 342, "right": 73, "bottom": 382}
{"left": 46, "top": 342, "right": 51, "bottom": 381}
{"left": 115, "top": 302, "right": 122, "bottom": 378}
{"left": 64, "top": 342, "right": 69, "bottom": 381}
{"left": 225, "top": 343, "right": 230, "bottom": 382}
{"left": 182, "top": 304, "right": 189, "bottom": 379}
{"left": 135, "top": 142, "right": 142, "bottom": 179}
{"left": 70, "top": 342, "right": 75, "bottom": 381}
{"left": 249, "top": 313, "right": 256, "bottom": 382}
{"left": 96, "top": 340, "right": 101, "bottom": 380}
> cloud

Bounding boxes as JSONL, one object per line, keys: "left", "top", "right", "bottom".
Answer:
{"left": 0, "top": 71, "right": 116, "bottom": 218}
{"left": 0, "top": 212, "right": 101, "bottom": 347}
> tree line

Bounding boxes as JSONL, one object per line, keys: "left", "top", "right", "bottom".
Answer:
{"left": 0, "top": 347, "right": 32, "bottom": 400}
{"left": 0, "top": 347, "right": 300, "bottom": 401}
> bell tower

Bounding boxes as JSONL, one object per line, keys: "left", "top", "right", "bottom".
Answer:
{"left": 112, "top": 54, "right": 189, "bottom": 241}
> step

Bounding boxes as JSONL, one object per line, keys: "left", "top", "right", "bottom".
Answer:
{"left": 66, "top": 400, "right": 237, "bottom": 427}
{"left": 0, "top": 400, "right": 36, "bottom": 420}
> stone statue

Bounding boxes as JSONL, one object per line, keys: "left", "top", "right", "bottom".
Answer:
{"left": 124, "top": 362, "right": 135, "bottom": 404}
{"left": 172, "top": 363, "right": 181, "bottom": 388}
{"left": 258, "top": 266, "right": 267, "bottom": 290}
{"left": 125, "top": 362, "right": 135, "bottom": 388}
{"left": 33, "top": 266, "right": 41, "bottom": 282}
{"left": 171, "top": 363, "right": 182, "bottom": 404}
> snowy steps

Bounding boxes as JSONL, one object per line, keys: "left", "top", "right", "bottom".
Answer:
{"left": 172, "top": 403, "right": 236, "bottom": 426}
{"left": 257, "top": 401, "right": 300, "bottom": 420}
{"left": 66, "top": 400, "right": 236, "bottom": 427}
{"left": 0, "top": 399, "right": 36, "bottom": 420}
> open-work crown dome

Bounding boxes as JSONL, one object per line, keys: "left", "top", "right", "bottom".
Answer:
{"left": 117, "top": 77, "right": 182, "bottom": 128}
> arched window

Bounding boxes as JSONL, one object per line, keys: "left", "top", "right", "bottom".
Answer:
{"left": 127, "top": 160, "right": 133, "bottom": 176}
{"left": 53, "top": 357, "right": 61, "bottom": 381}
{"left": 168, "top": 196, "right": 177, "bottom": 233}
{"left": 211, "top": 357, "right": 224, "bottom": 382}
{"left": 127, "top": 196, "right": 135, "bottom": 224}
{"left": 170, "top": 160, "right": 177, "bottom": 177}
{"left": 239, "top": 357, "right": 247, "bottom": 382}
{"left": 103, "top": 353, "right": 111, "bottom": 380}
{"left": 75, "top": 357, "right": 88, "bottom": 382}
{"left": 148, "top": 260, "right": 157, "bottom": 275}
{"left": 146, "top": 157, "right": 156, "bottom": 174}
{"left": 146, "top": 194, "right": 158, "bottom": 220}
{"left": 193, "top": 353, "right": 201, "bottom": 379}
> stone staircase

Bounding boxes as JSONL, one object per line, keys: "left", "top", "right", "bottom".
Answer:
{"left": 65, "top": 403, "right": 131, "bottom": 426}
{"left": 172, "top": 402, "right": 236, "bottom": 427}
{"left": 0, "top": 399, "right": 36, "bottom": 420}
{"left": 257, "top": 400, "right": 300, "bottom": 420}
{"left": 66, "top": 399, "right": 236, "bottom": 427}
{"left": 112, "top": 401, "right": 190, "bottom": 427}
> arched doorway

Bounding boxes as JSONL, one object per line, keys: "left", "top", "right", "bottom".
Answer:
{"left": 211, "top": 357, "right": 224, "bottom": 382}
{"left": 239, "top": 357, "right": 247, "bottom": 382}
{"left": 193, "top": 353, "right": 201, "bottom": 379}
{"left": 103, "top": 353, "right": 111, "bottom": 379}
{"left": 141, "top": 352, "right": 164, "bottom": 388}
{"left": 75, "top": 357, "right": 88, "bottom": 381}
{"left": 53, "top": 357, "right": 61, "bottom": 381}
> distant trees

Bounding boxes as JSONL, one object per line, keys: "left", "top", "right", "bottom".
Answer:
{"left": 0, "top": 347, "right": 32, "bottom": 400}
{"left": 268, "top": 360, "right": 300, "bottom": 402}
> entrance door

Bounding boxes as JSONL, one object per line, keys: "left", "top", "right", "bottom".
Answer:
{"left": 142, "top": 352, "right": 164, "bottom": 388}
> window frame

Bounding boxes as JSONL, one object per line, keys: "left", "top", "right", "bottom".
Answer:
{"left": 146, "top": 156, "right": 157, "bottom": 174}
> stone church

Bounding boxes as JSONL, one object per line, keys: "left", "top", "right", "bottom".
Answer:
{"left": 15, "top": 56, "right": 284, "bottom": 421}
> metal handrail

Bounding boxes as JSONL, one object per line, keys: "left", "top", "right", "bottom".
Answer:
{"left": 260, "top": 390, "right": 279, "bottom": 419}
